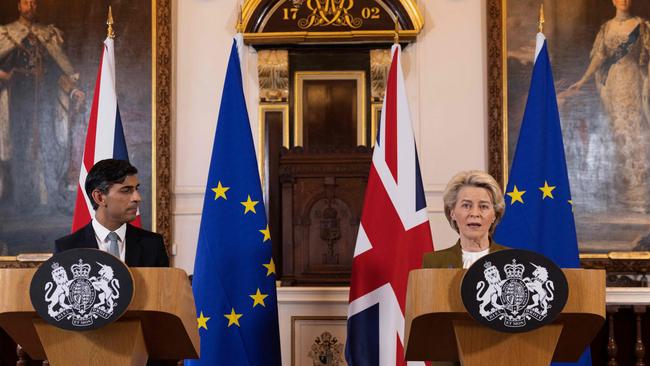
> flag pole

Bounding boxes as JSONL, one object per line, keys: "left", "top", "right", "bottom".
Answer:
{"left": 393, "top": 19, "right": 399, "bottom": 44}
{"left": 107, "top": 6, "right": 115, "bottom": 39}
{"left": 537, "top": 4, "right": 545, "bottom": 33}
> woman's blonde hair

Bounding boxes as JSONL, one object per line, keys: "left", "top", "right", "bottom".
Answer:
{"left": 442, "top": 170, "right": 505, "bottom": 234}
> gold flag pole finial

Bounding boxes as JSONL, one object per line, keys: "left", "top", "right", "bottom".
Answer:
{"left": 107, "top": 6, "right": 115, "bottom": 39}
{"left": 393, "top": 19, "right": 399, "bottom": 45}
{"left": 537, "top": 3, "right": 545, "bottom": 33}
{"left": 236, "top": 4, "right": 243, "bottom": 33}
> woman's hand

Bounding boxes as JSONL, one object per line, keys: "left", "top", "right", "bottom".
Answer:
{"left": 556, "top": 79, "right": 586, "bottom": 106}
{"left": 567, "top": 79, "right": 586, "bottom": 92}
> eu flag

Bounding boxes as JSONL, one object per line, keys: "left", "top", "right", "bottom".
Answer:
{"left": 186, "top": 37, "right": 281, "bottom": 366}
{"left": 493, "top": 33, "right": 591, "bottom": 365}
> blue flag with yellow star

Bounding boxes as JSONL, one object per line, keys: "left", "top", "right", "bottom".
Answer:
{"left": 494, "top": 33, "right": 591, "bottom": 366}
{"left": 186, "top": 36, "right": 281, "bottom": 366}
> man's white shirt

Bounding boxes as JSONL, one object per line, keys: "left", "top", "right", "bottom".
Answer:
{"left": 92, "top": 219, "right": 126, "bottom": 262}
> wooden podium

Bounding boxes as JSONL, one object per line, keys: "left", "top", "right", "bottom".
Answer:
{"left": 404, "top": 269, "right": 605, "bottom": 366}
{"left": 0, "top": 267, "right": 199, "bottom": 366}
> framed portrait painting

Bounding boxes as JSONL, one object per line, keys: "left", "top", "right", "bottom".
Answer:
{"left": 0, "top": 0, "right": 171, "bottom": 261}
{"left": 487, "top": 0, "right": 650, "bottom": 259}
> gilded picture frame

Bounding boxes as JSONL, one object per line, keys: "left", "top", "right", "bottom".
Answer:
{"left": 0, "top": 0, "right": 171, "bottom": 266}
{"left": 487, "top": 0, "right": 650, "bottom": 268}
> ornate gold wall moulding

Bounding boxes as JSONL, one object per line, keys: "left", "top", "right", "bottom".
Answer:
{"left": 259, "top": 50, "right": 289, "bottom": 102}
{"left": 370, "top": 103, "right": 382, "bottom": 146}
{"left": 242, "top": 0, "right": 423, "bottom": 45}
{"left": 0, "top": 254, "right": 51, "bottom": 268}
{"left": 243, "top": 30, "right": 420, "bottom": 45}
{"left": 370, "top": 49, "right": 390, "bottom": 102}
{"left": 580, "top": 252, "right": 650, "bottom": 261}
{"left": 258, "top": 103, "right": 290, "bottom": 184}
{"left": 580, "top": 251, "right": 650, "bottom": 273}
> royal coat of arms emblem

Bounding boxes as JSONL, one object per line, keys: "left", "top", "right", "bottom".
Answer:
{"left": 461, "top": 249, "right": 568, "bottom": 333}
{"left": 307, "top": 331, "right": 344, "bottom": 366}
{"left": 30, "top": 248, "right": 133, "bottom": 331}
{"left": 45, "top": 260, "right": 120, "bottom": 326}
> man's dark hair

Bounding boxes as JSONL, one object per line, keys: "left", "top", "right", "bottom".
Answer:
{"left": 85, "top": 159, "right": 138, "bottom": 210}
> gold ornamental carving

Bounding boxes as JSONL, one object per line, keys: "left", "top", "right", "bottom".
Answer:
{"left": 295, "top": 0, "right": 363, "bottom": 29}
{"left": 155, "top": 0, "right": 173, "bottom": 259}
{"left": 370, "top": 49, "right": 391, "bottom": 102}
{"left": 258, "top": 50, "right": 289, "bottom": 102}
{"left": 241, "top": 0, "right": 423, "bottom": 45}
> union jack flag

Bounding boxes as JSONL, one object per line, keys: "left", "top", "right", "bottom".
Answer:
{"left": 346, "top": 44, "right": 434, "bottom": 366}
{"left": 71, "top": 36, "right": 140, "bottom": 231}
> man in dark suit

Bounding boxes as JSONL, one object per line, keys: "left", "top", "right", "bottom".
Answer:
{"left": 55, "top": 159, "right": 168, "bottom": 267}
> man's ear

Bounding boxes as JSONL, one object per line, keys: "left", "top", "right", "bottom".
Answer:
{"left": 91, "top": 189, "right": 106, "bottom": 208}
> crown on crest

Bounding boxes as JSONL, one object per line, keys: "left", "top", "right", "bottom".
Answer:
{"left": 483, "top": 261, "right": 497, "bottom": 275}
{"left": 50, "top": 262, "right": 65, "bottom": 275}
{"left": 71, "top": 259, "right": 91, "bottom": 278}
{"left": 504, "top": 259, "right": 525, "bottom": 279}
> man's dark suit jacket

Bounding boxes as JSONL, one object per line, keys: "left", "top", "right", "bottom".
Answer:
{"left": 55, "top": 222, "right": 169, "bottom": 267}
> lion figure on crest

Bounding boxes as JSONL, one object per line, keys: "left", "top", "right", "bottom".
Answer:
{"left": 476, "top": 262, "right": 504, "bottom": 317}
{"left": 44, "top": 264, "right": 72, "bottom": 317}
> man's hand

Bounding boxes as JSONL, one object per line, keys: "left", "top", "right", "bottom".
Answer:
{"left": 71, "top": 89, "right": 85, "bottom": 111}
{"left": 0, "top": 69, "right": 12, "bottom": 82}
{"left": 71, "top": 89, "right": 85, "bottom": 102}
